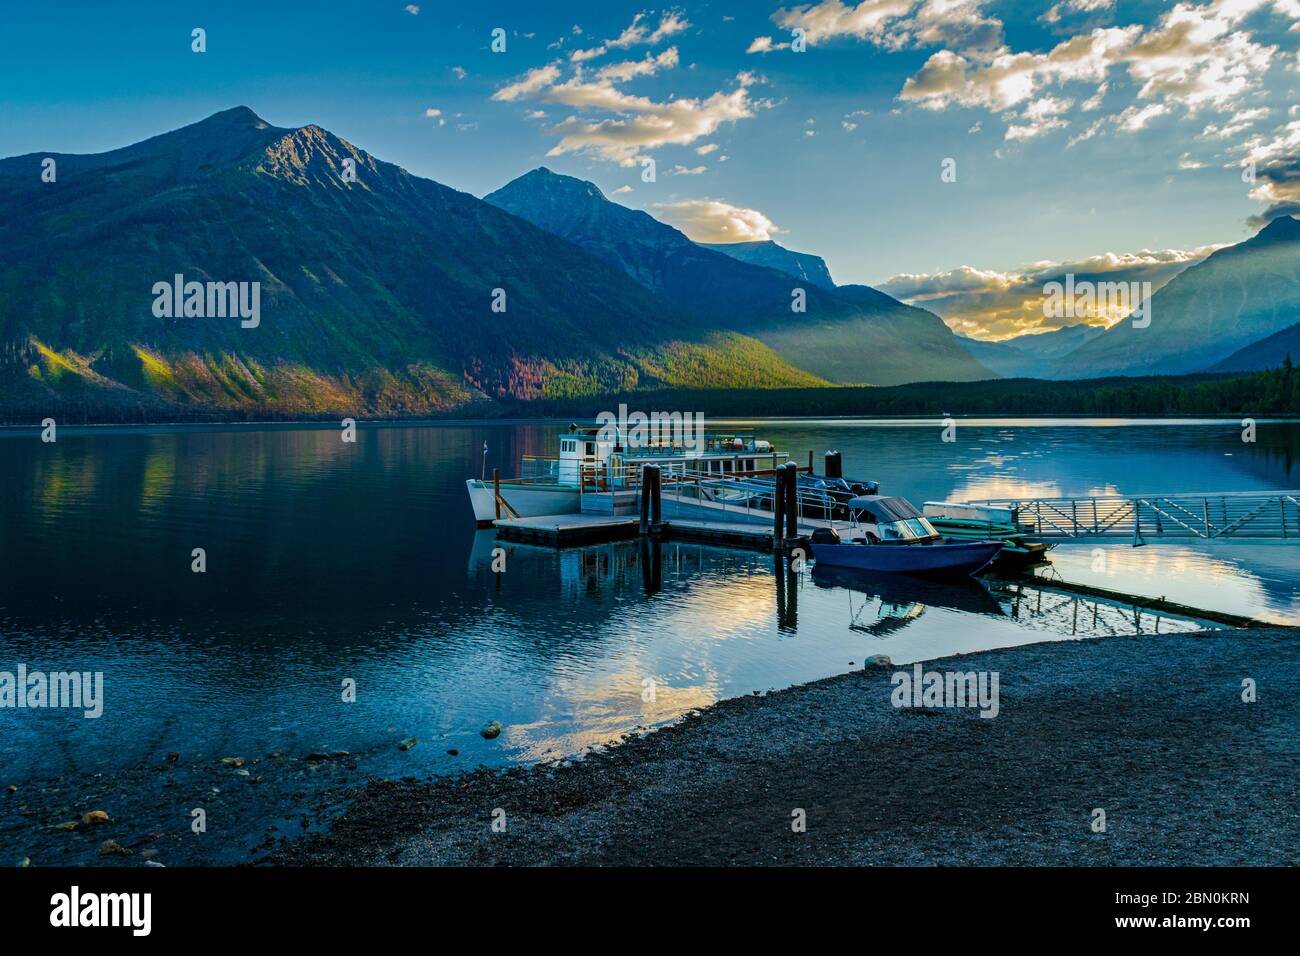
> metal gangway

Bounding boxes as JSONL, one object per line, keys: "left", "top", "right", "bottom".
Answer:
{"left": 970, "top": 490, "right": 1300, "bottom": 544}
{"left": 654, "top": 465, "right": 841, "bottom": 529}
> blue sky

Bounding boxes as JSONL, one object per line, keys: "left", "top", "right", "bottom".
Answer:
{"left": 2, "top": 1, "right": 1298, "bottom": 338}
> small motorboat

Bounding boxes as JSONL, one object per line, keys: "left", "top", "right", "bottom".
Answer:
{"left": 922, "top": 500, "right": 1052, "bottom": 569}
{"left": 808, "top": 495, "right": 1002, "bottom": 578}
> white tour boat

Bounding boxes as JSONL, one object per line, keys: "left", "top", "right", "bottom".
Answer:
{"left": 467, "top": 424, "right": 793, "bottom": 524}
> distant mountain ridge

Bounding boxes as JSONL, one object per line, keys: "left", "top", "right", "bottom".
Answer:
{"left": 699, "top": 240, "right": 836, "bottom": 289}
{"left": 958, "top": 324, "right": 1104, "bottom": 378}
{"left": 1210, "top": 321, "right": 1300, "bottom": 372}
{"left": 1056, "top": 216, "right": 1300, "bottom": 377}
{"left": 0, "top": 107, "right": 826, "bottom": 419}
{"left": 485, "top": 168, "right": 992, "bottom": 386}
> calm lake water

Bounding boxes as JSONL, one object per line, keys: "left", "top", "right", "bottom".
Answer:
{"left": 1, "top": 418, "right": 1297, "bottom": 864}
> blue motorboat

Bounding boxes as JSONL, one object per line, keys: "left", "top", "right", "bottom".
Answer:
{"left": 808, "top": 495, "right": 1002, "bottom": 578}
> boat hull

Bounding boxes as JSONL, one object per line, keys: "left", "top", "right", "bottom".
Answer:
{"left": 810, "top": 540, "right": 1002, "bottom": 577}
{"left": 466, "top": 480, "right": 581, "bottom": 523}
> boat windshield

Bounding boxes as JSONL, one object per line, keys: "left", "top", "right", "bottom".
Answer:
{"left": 877, "top": 517, "right": 940, "bottom": 541}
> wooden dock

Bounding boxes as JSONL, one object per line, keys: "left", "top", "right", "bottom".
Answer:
{"left": 493, "top": 514, "right": 808, "bottom": 553}
{"left": 492, "top": 514, "right": 641, "bottom": 546}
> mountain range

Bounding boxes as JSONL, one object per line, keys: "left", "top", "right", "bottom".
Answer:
{"left": 699, "top": 240, "right": 837, "bottom": 289}
{"left": 1052, "top": 215, "right": 1300, "bottom": 377}
{"left": 484, "top": 167, "right": 988, "bottom": 386}
{"left": 0, "top": 108, "right": 986, "bottom": 420}
{"left": 956, "top": 324, "right": 1105, "bottom": 379}
{"left": 1, "top": 106, "right": 1297, "bottom": 421}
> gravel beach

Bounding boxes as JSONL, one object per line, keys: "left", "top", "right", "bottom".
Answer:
{"left": 265, "top": 628, "right": 1299, "bottom": 866}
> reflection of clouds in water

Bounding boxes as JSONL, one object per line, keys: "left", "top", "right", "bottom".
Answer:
{"left": 949, "top": 476, "right": 1064, "bottom": 500}
{"left": 1050, "top": 544, "right": 1300, "bottom": 626}
{"left": 986, "top": 581, "right": 1213, "bottom": 638}
{"left": 504, "top": 674, "right": 718, "bottom": 762}
{"left": 1085, "top": 485, "right": 1122, "bottom": 497}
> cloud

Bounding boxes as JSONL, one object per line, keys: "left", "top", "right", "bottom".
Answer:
{"left": 1242, "top": 120, "right": 1300, "bottom": 225}
{"left": 670, "top": 164, "right": 708, "bottom": 174}
{"left": 570, "top": 10, "right": 690, "bottom": 63}
{"left": 595, "top": 46, "right": 679, "bottom": 82}
{"left": 1004, "top": 95, "right": 1073, "bottom": 139}
{"left": 1066, "top": 116, "right": 1104, "bottom": 145}
{"left": 492, "top": 63, "right": 563, "bottom": 102}
{"left": 1042, "top": 0, "right": 1114, "bottom": 26}
{"left": 822, "top": 0, "right": 1300, "bottom": 144}
{"left": 404, "top": 4, "right": 419, "bottom": 14}
{"left": 424, "top": 108, "right": 446, "bottom": 126}
{"left": 878, "top": 245, "right": 1224, "bottom": 338}
{"left": 769, "top": 0, "right": 1004, "bottom": 54}
{"left": 490, "top": 13, "right": 762, "bottom": 165}
{"left": 507, "top": 71, "right": 765, "bottom": 165}
{"left": 612, "top": 184, "right": 633, "bottom": 194}
{"left": 452, "top": 66, "right": 467, "bottom": 79}
{"left": 652, "top": 199, "right": 781, "bottom": 242}
{"left": 696, "top": 143, "right": 719, "bottom": 154}
{"left": 1201, "top": 107, "right": 1271, "bottom": 139}
{"left": 1115, "top": 102, "right": 1168, "bottom": 131}
{"left": 747, "top": 36, "right": 790, "bottom": 54}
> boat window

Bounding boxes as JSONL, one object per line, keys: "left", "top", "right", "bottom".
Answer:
{"left": 584, "top": 442, "right": 595, "bottom": 457}
{"left": 876, "top": 518, "right": 940, "bottom": 541}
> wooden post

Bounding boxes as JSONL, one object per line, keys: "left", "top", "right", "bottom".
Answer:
{"left": 785, "top": 462, "right": 798, "bottom": 540}
{"left": 808, "top": 450, "right": 813, "bottom": 473}
{"left": 650, "top": 465, "right": 662, "bottom": 528}
{"left": 493, "top": 467, "right": 501, "bottom": 521}
{"left": 773, "top": 464, "right": 786, "bottom": 546}
{"left": 825, "top": 451, "right": 842, "bottom": 478}
{"left": 640, "top": 464, "right": 652, "bottom": 535}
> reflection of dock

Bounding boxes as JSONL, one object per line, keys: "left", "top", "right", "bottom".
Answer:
{"left": 992, "top": 572, "right": 1272, "bottom": 629}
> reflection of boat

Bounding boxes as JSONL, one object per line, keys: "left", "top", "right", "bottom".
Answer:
{"left": 811, "top": 564, "right": 1006, "bottom": 619}
{"left": 809, "top": 496, "right": 1003, "bottom": 577}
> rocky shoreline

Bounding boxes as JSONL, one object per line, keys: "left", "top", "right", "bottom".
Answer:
{"left": 264, "top": 628, "right": 1299, "bottom": 866}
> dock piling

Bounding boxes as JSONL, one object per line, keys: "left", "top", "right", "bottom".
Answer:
{"left": 639, "top": 465, "right": 653, "bottom": 535}
{"left": 773, "top": 464, "right": 786, "bottom": 547}
{"left": 825, "top": 451, "right": 842, "bottom": 479}
{"left": 784, "top": 462, "right": 799, "bottom": 541}
{"left": 650, "top": 465, "right": 663, "bottom": 530}
{"left": 493, "top": 467, "right": 501, "bottom": 521}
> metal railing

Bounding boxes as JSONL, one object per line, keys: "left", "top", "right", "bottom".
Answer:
{"left": 655, "top": 466, "right": 834, "bottom": 526}
{"left": 970, "top": 490, "right": 1300, "bottom": 543}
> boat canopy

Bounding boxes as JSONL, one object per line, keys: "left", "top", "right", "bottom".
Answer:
{"left": 846, "top": 495, "right": 923, "bottom": 523}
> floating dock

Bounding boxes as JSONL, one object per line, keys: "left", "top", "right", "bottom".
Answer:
{"left": 494, "top": 514, "right": 806, "bottom": 553}
{"left": 492, "top": 462, "right": 814, "bottom": 554}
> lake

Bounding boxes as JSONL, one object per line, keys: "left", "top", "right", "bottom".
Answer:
{"left": 1, "top": 417, "right": 1297, "bottom": 864}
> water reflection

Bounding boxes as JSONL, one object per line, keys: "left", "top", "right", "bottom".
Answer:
{"left": 1, "top": 419, "right": 1296, "bottom": 865}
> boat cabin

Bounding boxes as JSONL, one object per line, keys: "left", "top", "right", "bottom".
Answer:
{"left": 550, "top": 425, "right": 787, "bottom": 488}
{"left": 843, "top": 496, "right": 943, "bottom": 544}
